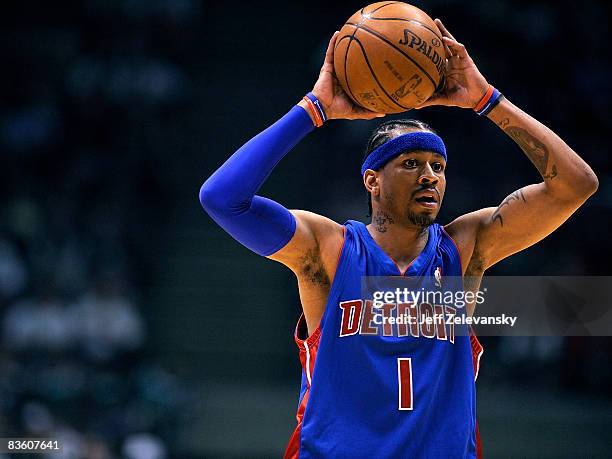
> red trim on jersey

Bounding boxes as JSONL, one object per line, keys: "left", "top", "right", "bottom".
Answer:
{"left": 284, "top": 388, "right": 310, "bottom": 459}
{"left": 294, "top": 314, "right": 322, "bottom": 353}
{"left": 388, "top": 252, "right": 417, "bottom": 276}
{"left": 386, "top": 243, "right": 419, "bottom": 275}
{"left": 470, "top": 328, "right": 484, "bottom": 458}
{"left": 285, "top": 314, "right": 323, "bottom": 458}
{"left": 385, "top": 226, "right": 434, "bottom": 275}
{"left": 441, "top": 225, "right": 464, "bottom": 273}
{"left": 294, "top": 314, "right": 321, "bottom": 386}
{"left": 470, "top": 328, "right": 484, "bottom": 382}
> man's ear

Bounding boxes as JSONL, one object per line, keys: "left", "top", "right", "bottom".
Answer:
{"left": 364, "top": 170, "right": 380, "bottom": 197}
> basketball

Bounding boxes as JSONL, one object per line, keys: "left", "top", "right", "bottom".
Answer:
{"left": 334, "top": 2, "right": 445, "bottom": 114}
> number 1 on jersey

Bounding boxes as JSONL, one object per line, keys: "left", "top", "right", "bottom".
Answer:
{"left": 397, "top": 358, "right": 413, "bottom": 410}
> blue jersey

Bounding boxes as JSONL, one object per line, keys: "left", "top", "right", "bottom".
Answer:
{"left": 284, "top": 220, "right": 483, "bottom": 459}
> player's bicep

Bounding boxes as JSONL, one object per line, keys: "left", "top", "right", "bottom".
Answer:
{"left": 476, "top": 183, "right": 587, "bottom": 268}
{"left": 266, "top": 210, "right": 344, "bottom": 272}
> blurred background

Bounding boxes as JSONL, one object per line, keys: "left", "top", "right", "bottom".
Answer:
{"left": 1, "top": 0, "right": 610, "bottom": 457}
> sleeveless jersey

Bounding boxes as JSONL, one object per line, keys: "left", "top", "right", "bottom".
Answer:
{"left": 284, "top": 220, "right": 483, "bottom": 459}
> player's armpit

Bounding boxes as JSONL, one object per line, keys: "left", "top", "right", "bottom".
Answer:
{"left": 267, "top": 210, "right": 345, "bottom": 281}
{"left": 267, "top": 211, "right": 345, "bottom": 334}
{"left": 449, "top": 182, "right": 593, "bottom": 272}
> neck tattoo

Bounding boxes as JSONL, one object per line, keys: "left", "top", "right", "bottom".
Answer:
{"left": 374, "top": 210, "right": 395, "bottom": 233}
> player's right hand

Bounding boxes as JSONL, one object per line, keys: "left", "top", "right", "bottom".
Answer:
{"left": 414, "top": 19, "right": 489, "bottom": 110}
{"left": 311, "top": 32, "right": 386, "bottom": 121}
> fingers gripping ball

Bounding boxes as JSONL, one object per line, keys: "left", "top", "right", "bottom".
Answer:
{"left": 333, "top": 2, "right": 445, "bottom": 114}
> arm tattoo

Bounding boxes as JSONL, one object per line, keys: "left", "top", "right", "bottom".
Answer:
{"left": 491, "top": 188, "right": 527, "bottom": 227}
{"left": 543, "top": 164, "right": 558, "bottom": 180}
{"left": 300, "top": 248, "right": 330, "bottom": 286}
{"left": 373, "top": 210, "right": 395, "bottom": 233}
{"left": 504, "top": 126, "right": 557, "bottom": 180}
{"left": 497, "top": 117, "right": 510, "bottom": 129}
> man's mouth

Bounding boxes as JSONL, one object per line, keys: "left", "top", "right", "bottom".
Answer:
{"left": 414, "top": 190, "right": 439, "bottom": 208}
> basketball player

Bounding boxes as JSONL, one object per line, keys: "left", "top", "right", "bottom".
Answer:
{"left": 199, "top": 19, "right": 597, "bottom": 459}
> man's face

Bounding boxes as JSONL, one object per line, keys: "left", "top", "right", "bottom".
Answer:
{"left": 376, "top": 149, "right": 447, "bottom": 227}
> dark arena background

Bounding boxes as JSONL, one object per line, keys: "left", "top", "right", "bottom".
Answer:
{"left": 1, "top": 1, "right": 610, "bottom": 457}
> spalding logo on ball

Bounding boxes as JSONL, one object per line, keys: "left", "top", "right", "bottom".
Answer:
{"left": 334, "top": 2, "right": 446, "bottom": 114}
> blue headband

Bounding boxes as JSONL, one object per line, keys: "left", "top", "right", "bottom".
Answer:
{"left": 361, "top": 132, "right": 447, "bottom": 176}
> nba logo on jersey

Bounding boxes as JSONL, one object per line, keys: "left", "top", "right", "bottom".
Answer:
{"left": 435, "top": 266, "right": 442, "bottom": 287}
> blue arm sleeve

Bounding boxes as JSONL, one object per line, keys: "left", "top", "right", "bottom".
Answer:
{"left": 199, "top": 105, "right": 315, "bottom": 256}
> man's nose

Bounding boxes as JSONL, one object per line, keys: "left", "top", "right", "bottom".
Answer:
{"left": 418, "top": 163, "right": 438, "bottom": 186}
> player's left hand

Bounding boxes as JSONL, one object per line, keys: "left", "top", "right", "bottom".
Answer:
{"left": 415, "top": 19, "right": 489, "bottom": 110}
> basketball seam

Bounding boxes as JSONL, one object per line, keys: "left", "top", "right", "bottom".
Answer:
{"left": 362, "top": 1, "right": 403, "bottom": 16}
{"left": 346, "top": 22, "right": 438, "bottom": 89}
{"left": 366, "top": 17, "right": 444, "bottom": 44}
{"left": 350, "top": 35, "right": 409, "bottom": 110}
{"left": 340, "top": 29, "right": 361, "bottom": 106}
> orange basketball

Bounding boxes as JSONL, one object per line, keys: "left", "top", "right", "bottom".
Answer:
{"left": 333, "top": 2, "right": 445, "bottom": 114}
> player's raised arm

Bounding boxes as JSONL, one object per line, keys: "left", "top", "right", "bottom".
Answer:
{"left": 419, "top": 19, "right": 598, "bottom": 273}
{"left": 467, "top": 96, "right": 598, "bottom": 270}
{"left": 199, "top": 32, "right": 384, "bottom": 271}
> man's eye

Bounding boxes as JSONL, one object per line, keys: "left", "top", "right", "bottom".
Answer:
{"left": 432, "top": 162, "right": 444, "bottom": 172}
{"left": 405, "top": 159, "right": 418, "bottom": 168}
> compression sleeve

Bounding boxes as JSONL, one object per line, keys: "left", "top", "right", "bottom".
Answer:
{"left": 199, "top": 105, "right": 315, "bottom": 256}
